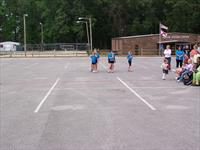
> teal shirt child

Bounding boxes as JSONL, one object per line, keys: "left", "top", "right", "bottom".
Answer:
{"left": 176, "top": 49, "right": 184, "bottom": 60}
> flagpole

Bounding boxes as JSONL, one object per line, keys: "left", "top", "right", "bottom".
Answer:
{"left": 159, "top": 22, "right": 162, "bottom": 56}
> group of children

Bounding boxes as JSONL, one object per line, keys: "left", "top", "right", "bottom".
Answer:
{"left": 89, "top": 45, "right": 200, "bottom": 86}
{"left": 161, "top": 44, "right": 200, "bottom": 86}
{"left": 89, "top": 49, "right": 133, "bottom": 73}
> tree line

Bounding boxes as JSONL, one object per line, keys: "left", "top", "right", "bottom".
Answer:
{"left": 0, "top": 0, "right": 200, "bottom": 49}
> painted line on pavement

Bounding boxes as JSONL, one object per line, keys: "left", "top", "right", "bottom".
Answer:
{"left": 34, "top": 78, "right": 60, "bottom": 113}
{"left": 100, "top": 62, "right": 107, "bottom": 70}
{"left": 24, "top": 63, "right": 38, "bottom": 69}
{"left": 64, "top": 63, "right": 70, "bottom": 69}
{"left": 117, "top": 77, "right": 156, "bottom": 111}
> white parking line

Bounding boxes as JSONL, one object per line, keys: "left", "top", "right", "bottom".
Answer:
{"left": 100, "top": 62, "right": 107, "bottom": 70}
{"left": 64, "top": 63, "right": 70, "bottom": 69}
{"left": 24, "top": 63, "right": 38, "bottom": 69}
{"left": 34, "top": 78, "right": 60, "bottom": 113}
{"left": 117, "top": 77, "right": 156, "bottom": 111}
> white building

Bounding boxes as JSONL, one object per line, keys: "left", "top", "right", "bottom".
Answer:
{"left": 0, "top": 41, "right": 20, "bottom": 51}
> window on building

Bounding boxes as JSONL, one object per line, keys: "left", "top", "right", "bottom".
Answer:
{"left": 135, "top": 45, "right": 139, "bottom": 50}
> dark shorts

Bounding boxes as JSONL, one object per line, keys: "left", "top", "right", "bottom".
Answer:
{"left": 92, "top": 61, "right": 97, "bottom": 65}
{"left": 108, "top": 60, "right": 115, "bottom": 64}
{"left": 163, "top": 69, "right": 168, "bottom": 74}
{"left": 128, "top": 61, "right": 132, "bottom": 66}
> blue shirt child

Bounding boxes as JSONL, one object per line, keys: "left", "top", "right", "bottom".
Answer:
{"left": 108, "top": 52, "right": 115, "bottom": 61}
{"left": 96, "top": 52, "right": 100, "bottom": 61}
{"left": 127, "top": 53, "right": 133, "bottom": 62}
{"left": 90, "top": 54, "right": 98, "bottom": 64}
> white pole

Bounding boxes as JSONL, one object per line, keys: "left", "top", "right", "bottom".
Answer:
{"left": 40, "top": 23, "right": 44, "bottom": 51}
{"left": 23, "top": 14, "right": 28, "bottom": 56}
{"left": 89, "top": 17, "right": 92, "bottom": 51}
{"left": 85, "top": 21, "right": 90, "bottom": 48}
{"left": 159, "top": 22, "right": 162, "bottom": 56}
{"left": 24, "top": 14, "right": 26, "bottom": 56}
{"left": 78, "top": 17, "right": 92, "bottom": 51}
{"left": 41, "top": 24, "right": 43, "bottom": 51}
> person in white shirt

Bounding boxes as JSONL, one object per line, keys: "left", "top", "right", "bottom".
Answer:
{"left": 163, "top": 45, "right": 172, "bottom": 70}
{"left": 197, "top": 43, "right": 200, "bottom": 54}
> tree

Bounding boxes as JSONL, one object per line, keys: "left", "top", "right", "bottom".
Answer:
{"left": 1, "top": 0, "right": 199, "bottom": 48}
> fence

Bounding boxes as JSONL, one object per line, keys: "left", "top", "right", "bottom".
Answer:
{"left": 0, "top": 43, "right": 89, "bottom": 57}
{"left": 26, "top": 43, "right": 89, "bottom": 51}
{"left": 0, "top": 45, "right": 161, "bottom": 57}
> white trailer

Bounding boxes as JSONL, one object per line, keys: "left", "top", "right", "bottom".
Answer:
{"left": 0, "top": 41, "right": 20, "bottom": 51}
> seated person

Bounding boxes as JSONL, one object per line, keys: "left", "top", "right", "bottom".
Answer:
{"left": 174, "top": 59, "right": 189, "bottom": 79}
{"left": 193, "top": 56, "right": 200, "bottom": 86}
{"left": 177, "top": 59, "right": 193, "bottom": 82}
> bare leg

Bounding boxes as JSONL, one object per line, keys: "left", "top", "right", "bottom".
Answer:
{"left": 91, "top": 64, "right": 93, "bottom": 72}
{"left": 162, "top": 73, "right": 166, "bottom": 80}
{"left": 95, "top": 64, "right": 97, "bottom": 72}
{"left": 111, "top": 64, "right": 114, "bottom": 73}
{"left": 108, "top": 63, "right": 111, "bottom": 72}
{"left": 92, "top": 64, "right": 96, "bottom": 72}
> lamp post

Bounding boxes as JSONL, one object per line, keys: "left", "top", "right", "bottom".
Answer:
{"left": 23, "top": 14, "right": 28, "bottom": 56}
{"left": 89, "top": 17, "right": 92, "bottom": 51}
{"left": 40, "top": 22, "right": 44, "bottom": 51}
{"left": 78, "top": 17, "right": 92, "bottom": 51}
{"left": 15, "top": 16, "right": 20, "bottom": 42}
{"left": 0, "top": 28, "right": 2, "bottom": 42}
{"left": 77, "top": 20, "right": 90, "bottom": 49}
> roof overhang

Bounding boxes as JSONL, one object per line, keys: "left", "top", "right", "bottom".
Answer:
{"left": 157, "top": 40, "right": 190, "bottom": 44}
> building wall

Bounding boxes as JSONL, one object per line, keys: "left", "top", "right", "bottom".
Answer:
{"left": 161, "top": 33, "right": 199, "bottom": 43}
{"left": 197, "top": 36, "right": 200, "bottom": 42}
{"left": 112, "top": 33, "right": 200, "bottom": 55}
{"left": 122, "top": 35, "right": 158, "bottom": 52}
{"left": 112, "top": 35, "right": 158, "bottom": 54}
{"left": 112, "top": 39, "right": 123, "bottom": 52}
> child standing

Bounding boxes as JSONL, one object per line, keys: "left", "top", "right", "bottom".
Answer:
{"left": 94, "top": 49, "right": 100, "bottom": 71}
{"left": 90, "top": 50, "right": 98, "bottom": 73}
{"left": 108, "top": 50, "right": 115, "bottom": 73}
{"left": 161, "top": 59, "right": 169, "bottom": 80}
{"left": 127, "top": 51, "right": 133, "bottom": 71}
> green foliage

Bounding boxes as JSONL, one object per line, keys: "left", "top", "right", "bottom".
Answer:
{"left": 1, "top": 0, "right": 200, "bottom": 48}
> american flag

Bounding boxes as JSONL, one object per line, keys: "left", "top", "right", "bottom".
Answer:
{"left": 160, "top": 23, "right": 168, "bottom": 37}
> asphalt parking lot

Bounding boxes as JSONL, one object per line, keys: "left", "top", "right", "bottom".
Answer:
{"left": 0, "top": 57, "right": 199, "bottom": 150}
